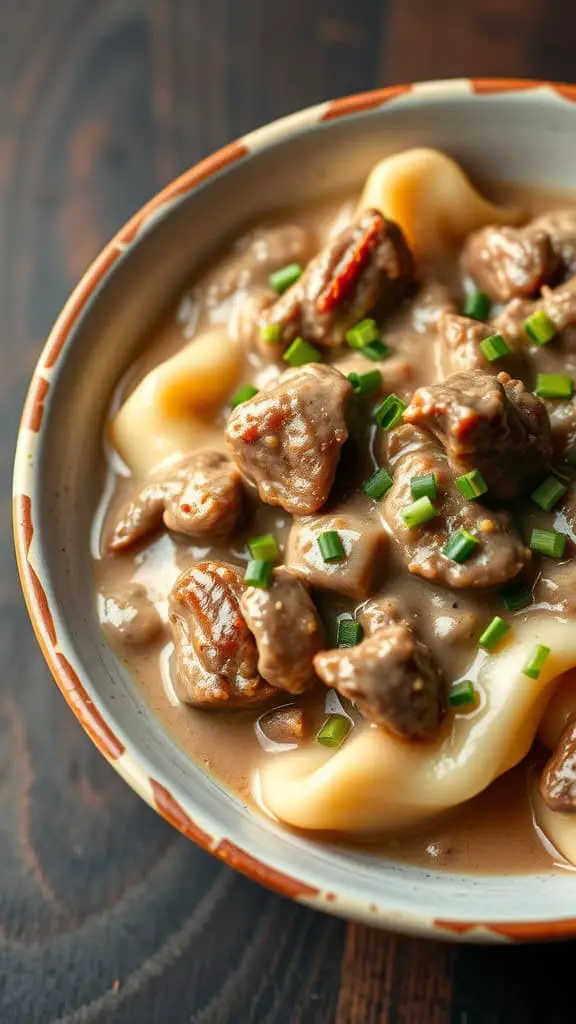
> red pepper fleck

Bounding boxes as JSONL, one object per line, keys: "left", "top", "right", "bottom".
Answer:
{"left": 241, "top": 424, "right": 260, "bottom": 442}
{"left": 316, "top": 213, "right": 382, "bottom": 314}
{"left": 455, "top": 412, "right": 479, "bottom": 441}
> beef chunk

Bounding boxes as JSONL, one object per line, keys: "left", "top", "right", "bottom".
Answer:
{"left": 494, "top": 278, "right": 576, "bottom": 458}
{"left": 108, "top": 450, "right": 242, "bottom": 552}
{"left": 383, "top": 425, "right": 529, "bottom": 588}
{"left": 531, "top": 209, "right": 576, "bottom": 276}
{"left": 287, "top": 498, "right": 387, "bottom": 599}
{"left": 438, "top": 312, "right": 493, "bottom": 375}
{"left": 257, "top": 209, "right": 415, "bottom": 349}
{"left": 168, "top": 561, "right": 275, "bottom": 708}
{"left": 100, "top": 582, "right": 164, "bottom": 647}
{"left": 314, "top": 623, "right": 445, "bottom": 739}
{"left": 541, "top": 275, "right": 576, "bottom": 332}
{"left": 226, "top": 364, "right": 352, "bottom": 514}
{"left": 464, "top": 223, "right": 560, "bottom": 302}
{"left": 540, "top": 719, "right": 576, "bottom": 812}
{"left": 404, "top": 369, "right": 552, "bottom": 501}
{"left": 240, "top": 568, "right": 324, "bottom": 693}
{"left": 206, "top": 224, "right": 312, "bottom": 304}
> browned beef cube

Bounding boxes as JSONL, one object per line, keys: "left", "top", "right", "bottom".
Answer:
{"left": 226, "top": 364, "right": 352, "bottom": 514}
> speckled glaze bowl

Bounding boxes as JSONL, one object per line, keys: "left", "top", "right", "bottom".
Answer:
{"left": 14, "top": 79, "right": 576, "bottom": 942}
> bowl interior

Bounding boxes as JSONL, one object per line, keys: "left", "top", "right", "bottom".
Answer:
{"left": 20, "top": 84, "right": 576, "bottom": 936}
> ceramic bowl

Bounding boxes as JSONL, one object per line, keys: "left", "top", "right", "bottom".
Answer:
{"left": 14, "top": 78, "right": 576, "bottom": 942}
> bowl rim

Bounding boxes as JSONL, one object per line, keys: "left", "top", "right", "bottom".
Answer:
{"left": 14, "top": 77, "right": 576, "bottom": 943}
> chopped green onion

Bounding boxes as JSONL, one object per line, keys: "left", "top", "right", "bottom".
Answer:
{"left": 317, "top": 714, "right": 350, "bottom": 748}
{"left": 534, "top": 373, "right": 574, "bottom": 399}
{"left": 260, "top": 323, "right": 281, "bottom": 343}
{"left": 244, "top": 559, "right": 273, "bottom": 588}
{"left": 501, "top": 582, "right": 532, "bottom": 612}
{"left": 401, "top": 496, "right": 438, "bottom": 528}
{"left": 362, "top": 467, "right": 393, "bottom": 500}
{"left": 410, "top": 473, "right": 438, "bottom": 502}
{"left": 463, "top": 290, "right": 491, "bottom": 321}
{"left": 479, "top": 333, "right": 511, "bottom": 363}
{"left": 524, "top": 310, "right": 557, "bottom": 346}
{"left": 522, "top": 644, "right": 551, "bottom": 680}
{"left": 456, "top": 469, "right": 488, "bottom": 500}
{"left": 248, "top": 534, "right": 279, "bottom": 562}
{"left": 345, "top": 317, "right": 380, "bottom": 349}
{"left": 337, "top": 619, "right": 364, "bottom": 648}
{"left": 374, "top": 393, "right": 406, "bottom": 430}
{"left": 317, "top": 530, "right": 345, "bottom": 563}
{"left": 269, "top": 263, "right": 302, "bottom": 294}
{"left": 530, "top": 528, "right": 566, "bottom": 558}
{"left": 282, "top": 337, "right": 322, "bottom": 367}
{"left": 531, "top": 475, "right": 568, "bottom": 512}
{"left": 443, "top": 528, "right": 480, "bottom": 563}
{"left": 449, "top": 680, "right": 477, "bottom": 708}
{"left": 360, "top": 340, "right": 391, "bottom": 361}
{"left": 478, "top": 616, "right": 511, "bottom": 651}
{"left": 231, "top": 384, "right": 258, "bottom": 407}
{"left": 347, "top": 369, "right": 382, "bottom": 397}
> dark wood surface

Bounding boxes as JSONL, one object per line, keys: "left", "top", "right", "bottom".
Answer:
{"left": 2, "top": 1, "right": 576, "bottom": 1021}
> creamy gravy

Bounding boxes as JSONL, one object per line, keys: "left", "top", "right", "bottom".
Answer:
{"left": 94, "top": 178, "right": 576, "bottom": 874}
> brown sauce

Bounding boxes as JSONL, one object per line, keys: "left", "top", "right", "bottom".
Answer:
{"left": 93, "top": 176, "right": 576, "bottom": 874}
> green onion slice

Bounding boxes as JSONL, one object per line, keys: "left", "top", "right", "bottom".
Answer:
{"left": 244, "top": 559, "right": 273, "bottom": 589}
{"left": 317, "top": 714, "right": 351, "bottom": 748}
{"left": 269, "top": 263, "right": 303, "bottom": 294}
{"left": 410, "top": 473, "right": 438, "bottom": 502}
{"left": 248, "top": 534, "right": 279, "bottom": 562}
{"left": 443, "top": 529, "right": 479, "bottom": 564}
{"left": 260, "top": 323, "right": 281, "bottom": 343}
{"left": 282, "top": 337, "right": 322, "bottom": 367}
{"left": 531, "top": 476, "right": 568, "bottom": 512}
{"left": 374, "top": 393, "right": 406, "bottom": 430}
{"left": 337, "top": 619, "right": 364, "bottom": 648}
{"left": 456, "top": 469, "right": 488, "bottom": 500}
{"left": 347, "top": 369, "right": 382, "bottom": 397}
{"left": 522, "top": 644, "right": 551, "bottom": 680}
{"left": 480, "top": 333, "right": 511, "bottom": 363}
{"left": 478, "top": 616, "right": 510, "bottom": 651}
{"left": 360, "top": 340, "right": 391, "bottom": 361}
{"left": 231, "top": 384, "right": 258, "bottom": 407}
{"left": 345, "top": 317, "right": 380, "bottom": 349}
{"left": 362, "top": 468, "right": 393, "bottom": 500}
{"left": 501, "top": 582, "right": 532, "bottom": 612}
{"left": 530, "top": 528, "right": 567, "bottom": 558}
{"left": 463, "top": 290, "right": 491, "bottom": 321}
{"left": 534, "top": 373, "right": 574, "bottom": 399}
{"left": 524, "top": 310, "right": 557, "bottom": 346}
{"left": 449, "top": 680, "right": 477, "bottom": 708}
{"left": 401, "top": 496, "right": 438, "bottom": 528}
{"left": 317, "top": 530, "right": 345, "bottom": 563}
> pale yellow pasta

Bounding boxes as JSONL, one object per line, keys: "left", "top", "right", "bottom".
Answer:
{"left": 358, "top": 148, "right": 521, "bottom": 259}
{"left": 111, "top": 327, "right": 241, "bottom": 476}
{"left": 538, "top": 670, "right": 576, "bottom": 750}
{"left": 260, "top": 618, "right": 576, "bottom": 832}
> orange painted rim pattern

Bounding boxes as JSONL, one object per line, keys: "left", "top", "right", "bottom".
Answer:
{"left": 13, "top": 78, "right": 576, "bottom": 942}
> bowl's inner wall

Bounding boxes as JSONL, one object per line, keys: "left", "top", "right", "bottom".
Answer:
{"left": 33, "top": 90, "right": 576, "bottom": 925}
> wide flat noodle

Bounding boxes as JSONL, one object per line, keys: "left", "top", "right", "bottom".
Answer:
{"left": 260, "top": 618, "right": 576, "bottom": 832}
{"left": 358, "top": 148, "right": 521, "bottom": 260}
{"left": 111, "top": 327, "right": 240, "bottom": 476}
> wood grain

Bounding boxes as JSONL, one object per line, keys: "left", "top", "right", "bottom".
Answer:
{"left": 2, "top": 0, "right": 576, "bottom": 1021}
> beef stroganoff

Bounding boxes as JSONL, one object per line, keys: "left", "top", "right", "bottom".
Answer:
{"left": 94, "top": 148, "right": 576, "bottom": 872}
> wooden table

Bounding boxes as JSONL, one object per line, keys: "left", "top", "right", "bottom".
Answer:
{"left": 2, "top": 2, "right": 575, "bottom": 1021}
